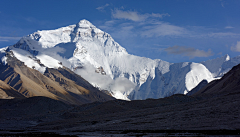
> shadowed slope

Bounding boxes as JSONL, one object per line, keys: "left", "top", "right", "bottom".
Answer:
{"left": 0, "top": 80, "right": 25, "bottom": 99}
{"left": 187, "top": 80, "right": 208, "bottom": 96}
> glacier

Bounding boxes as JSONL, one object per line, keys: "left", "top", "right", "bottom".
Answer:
{"left": 2, "top": 19, "right": 240, "bottom": 100}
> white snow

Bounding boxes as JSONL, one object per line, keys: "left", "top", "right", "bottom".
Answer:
{"left": 111, "top": 91, "right": 131, "bottom": 101}
{"left": 0, "top": 48, "right": 7, "bottom": 65}
{"left": 10, "top": 48, "right": 62, "bottom": 74}
{"left": 36, "top": 53, "right": 62, "bottom": 69}
{"left": 11, "top": 48, "right": 46, "bottom": 74}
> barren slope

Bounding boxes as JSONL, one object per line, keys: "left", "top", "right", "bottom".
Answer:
{"left": 0, "top": 80, "right": 25, "bottom": 99}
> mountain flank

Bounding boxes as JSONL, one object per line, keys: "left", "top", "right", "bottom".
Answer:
{"left": 0, "top": 50, "right": 114, "bottom": 105}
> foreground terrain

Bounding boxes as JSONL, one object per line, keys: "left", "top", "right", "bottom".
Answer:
{"left": 0, "top": 89, "right": 240, "bottom": 136}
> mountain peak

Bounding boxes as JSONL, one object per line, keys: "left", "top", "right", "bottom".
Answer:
{"left": 225, "top": 54, "right": 230, "bottom": 61}
{"left": 77, "top": 19, "right": 96, "bottom": 29}
{"left": 79, "top": 19, "right": 91, "bottom": 24}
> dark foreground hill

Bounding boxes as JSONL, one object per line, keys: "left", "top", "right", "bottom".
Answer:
{"left": 0, "top": 93, "right": 240, "bottom": 136}
{"left": 191, "top": 63, "right": 240, "bottom": 97}
{"left": 1, "top": 64, "right": 240, "bottom": 136}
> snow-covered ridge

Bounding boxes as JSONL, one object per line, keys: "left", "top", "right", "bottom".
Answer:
{"left": 2, "top": 19, "right": 240, "bottom": 100}
{"left": 185, "top": 63, "right": 214, "bottom": 94}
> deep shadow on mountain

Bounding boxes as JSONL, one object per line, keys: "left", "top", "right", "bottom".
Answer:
{"left": 1, "top": 62, "right": 240, "bottom": 136}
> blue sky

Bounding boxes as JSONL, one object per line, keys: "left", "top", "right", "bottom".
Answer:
{"left": 0, "top": 0, "right": 240, "bottom": 63}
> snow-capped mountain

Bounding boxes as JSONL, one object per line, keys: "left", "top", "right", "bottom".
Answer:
{"left": 2, "top": 19, "right": 240, "bottom": 100}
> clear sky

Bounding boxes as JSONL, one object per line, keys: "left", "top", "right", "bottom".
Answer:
{"left": 0, "top": 0, "right": 240, "bottom": 63}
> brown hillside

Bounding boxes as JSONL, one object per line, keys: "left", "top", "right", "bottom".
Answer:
{"left": 0, "top": 80, "right": 25, "bottom": 99}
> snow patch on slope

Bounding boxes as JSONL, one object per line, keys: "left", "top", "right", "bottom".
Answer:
{"left": 10, "top": 48, "right": 62, "bottom": 74}
{"left": 36, "top": 53, "right": 62, "bottom": 69}
{"left": 11, "top": 48, "right": 46, "bottom": 73}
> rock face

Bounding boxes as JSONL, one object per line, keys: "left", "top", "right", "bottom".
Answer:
{"left": 1, "top": 19, "right": 240, "bottom": 100}
{"left": 0, "top": 50, "right": 114, "bottom": 105}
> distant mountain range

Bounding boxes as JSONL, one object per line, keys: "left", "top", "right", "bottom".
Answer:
{"left": 1, "top": 19, "right": 240, "bottom": 101}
